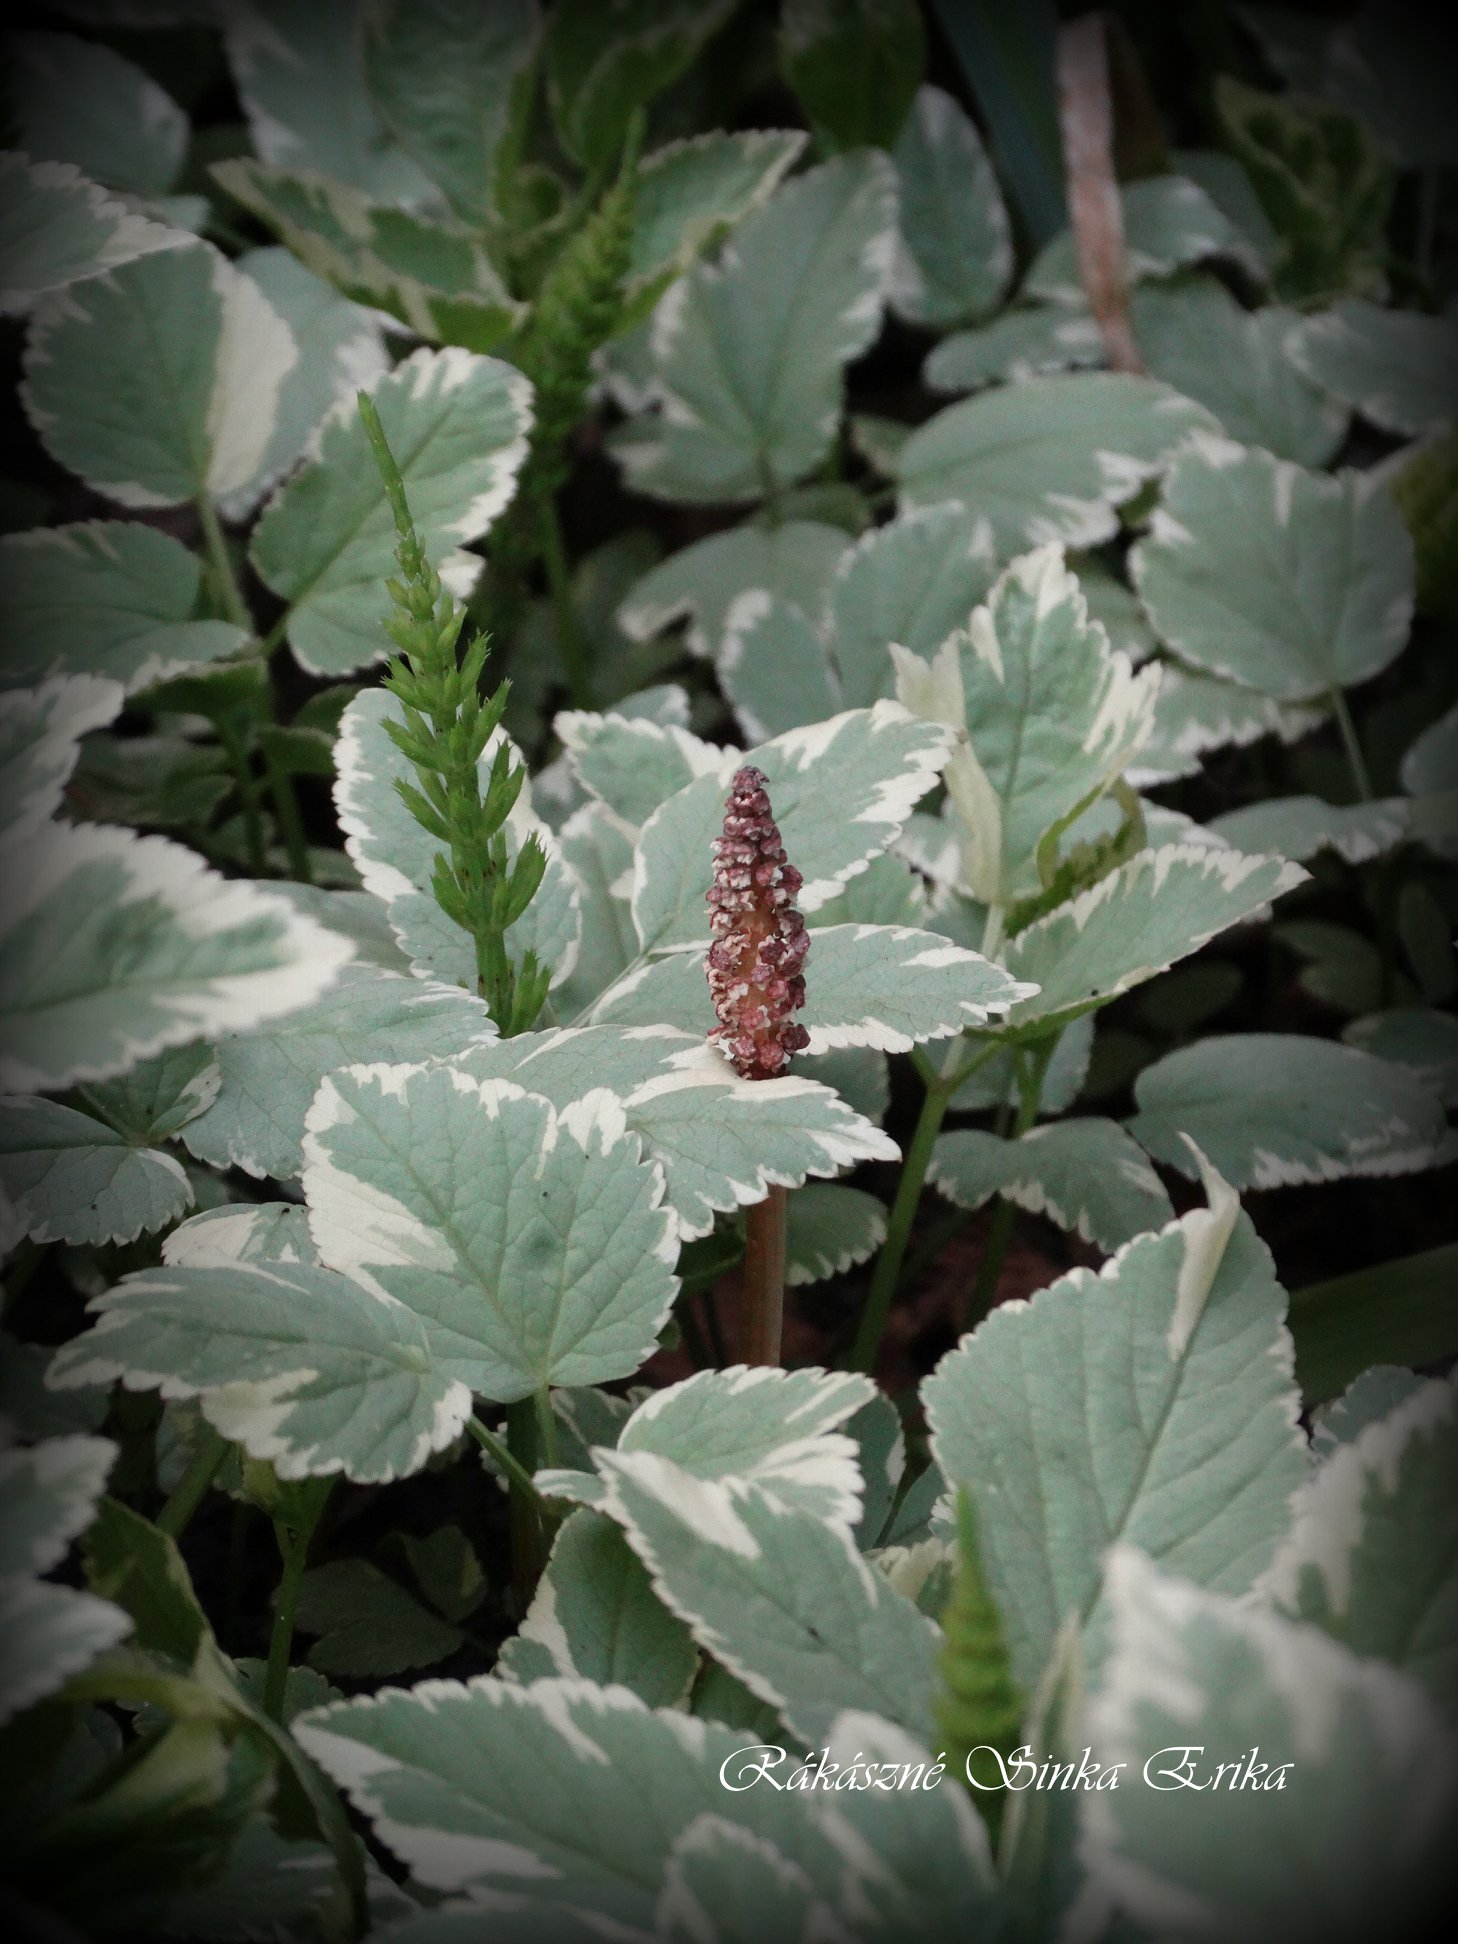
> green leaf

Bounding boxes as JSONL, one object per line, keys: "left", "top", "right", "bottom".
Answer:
{"left": 222, "top": 0, "right": 434, "bottom": 202}
{"left": 546, "top": 0, "right": 736, "bottom": 172}
{"left": 23, "top": 242, "right": 298, "bottom": 509}
{"left": 1344, "top": 1008, "right": 1458, "bottom": 1109}
{"left": 1131, "top": 279, "right": 1349, "bottom": 468}
{"left": 0, "top": 1094, "right": 196, "bottom": 1247}
{"left": 149, "top": 1817, "right": 337, "bottom": 1943}
{"left": 1214, "top": 76, "right": 1393, "bottom": 306}
{"left": 924, "top": 305, "right": 1105, "bottom": 393}
{"left": 654, "top": 1820, "right": 824, "bottom": 1943}
{"left": 786, "top": 1182, "right": 886, "bottom": 1286}
{"left": 599, "top": 1454, "right": 940, "bottom": 1744}
{"left": 1026, "top": 175, "right": 1252, "bottom": 303}
{"left": 0, "top": 1332, "right": 107, "bottom": 1440}
{"left": 935, "top": 1492, "right": 1024, "bottom": 1806}
{"left": 889, "top": 84, "right": 1010, "bottom": 327}
{"left": 362, "top": 0, "right": 538, "bottom": 226}
{"left": 556, "top": 708, "right": 724, "bottom": 831}
{"left": 304, "top": 1063, "right": 677, "bottom": 1399}
{"left": 1135, "top": 664, "right": 1323, "bottom": 784}
{"left": 999, "top": 845, "right": 1304, "bottom": 1037}
{"left": 1311, "top": 1366, "right": 1431, "bottom": 1456}
{"left": 828, "top": 506, "right": 997, "bottom": 719}
{"left": 949, "top": 1011, "right": 1093, "bottom": 1115}
{"left": 594, "top": 920, "right": 1031, "bottom": 1052}
{"left": 1082, "top": 1547, "right": 1457, "bottom": 1941}
{"left": 250, "top": 347, "right": 531, "bottom": 676}
{"left": 624, "top": 131, "right": 807, "bottom": 323}
{"left": 1402, "top": 701, "right": 1458, "bottom": 863}
{"left": 0, "top": 672, "right": 122, "bottom": 838}
{"left": 1289, "top": 1245, "right": 1458, "bottom": 1408}
{"left": 461, "top": 1025, "right": 897, "bottom": 1242}
{"left": 924, "top": 1160, "right": 1306, "bottom": 1688}
{"left": 0, "top": 522, "right": 249, "bottom": 693}
{"left": 1210, "top": 793, "right": 1410, "bottom": 863}
{"left": 1276, "top": 917, "right": 1392, "bottom": 1016}
{"left": 779, "top": 0, "right": 924, "bottom": 152}
{"left": 618, "top": 520, "right": 851, "bottom": 661}
{"left": 213, "top": 160, "right": 522, "bottom": 353}
{"left": 0, "top": 822, "right": 353, "bottom": 1093}
{"left": 0, "top": 1579, "right": 131, "bottom": 1726}
{"left": 609, "top": 153, "right": 897, "bottom": 504}
{"left": 552, "top": 804, "right": 638, "bottom": 1020}
{"left": 931, "top": 1118, "right": 1174, "bottom": 1253}
{"left": 163, "top": 1201, "right": 321, "bottom": 1271}
{"left": 335, "top": 688, "right": 580, "bottom": 988}
{"left": 229, "top": 248, "right": 389, "bottom": 516}
{"left": 80, "top": 1495, "right": 220, "bottom": 1672}
{"left": 630, "top": 703, "right": 953, "bottom": 950}
{"left": 549, "top": 1363, "right": 875, "bottom": 1529}
{"left": 718, "top": 591, "right": 837, "bottom": 742}
{"left": 0, "top": 151, "right": 180, "bottom": 316}
{"left": 179, "top": 963, "right": 494, "bottom": 1183}
{"left": 4, "top": 29, "right": 186, "bottom": 197}
{"left": 498, "top": 1509, "right": 699, "bottom": 1708}
{"left": 1265, "top": 1377, "right": 1458, "bottom": 1721}
{"left": 893, "top": 544, "right": 1160, "bottom": 905}
{"left": 1128, "top": 1034, "right": 1447, "bottom": 1189}
{"left": 1131, "top": 439, "right": 1415, "bottom": 702}
{"left": 1170, "top": 146, "right": 1281, "bottom": 271}
{"left": 53, "top": 1254, "right": 467, "bottom": 1485}
{"left": 296, "top": 1675, "right": 809, "bottom": 1917}
{"left": 0, "top": 1433, "right": 115, "bottom": 1576}
{"left": 1287, "top": 300, "right": 1458, "bottom": 439}
{"left": 294, "top": 1559, "right": 464, "bottom": 1678}
{"left": 896, "top": 374, "right": 1217, "bottom": 555}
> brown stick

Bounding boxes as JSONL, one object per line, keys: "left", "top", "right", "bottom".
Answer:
{"left": 742, "top": 1186, "right": 788, "bottom": 1366}
{"left": 1056, "top": 13, "right": 1145, "bottom": 375}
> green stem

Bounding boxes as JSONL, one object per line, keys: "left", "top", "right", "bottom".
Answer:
{"left": 506, "top": 1400, "right": 546, "bottom": 1599}
{"left": 156, "top": 1427, "right": 228, "bottom": 1541}
{"left": 538, "top": 496, "right": 593, "bottom": 708}
{"left": 263, "top": 1520, "right": 312, "bottom": 1722}
{"left": 218, "top": 722, "right": 268, "bottom": 876}
{"left": 261, "top": 742, "right": 312, "bottom": 883}
{"left": 1330, "top": 688, "right": 1374, "bottom": 803}
{"left": 533, "top": 1387, "right": 561, "bottom": 1471}
{"left": 964, "top": 1040, "right": 1056, "bottom": 1332}
{"left": 849, "top": 1038, "right": 1001, "bottom": 1374}
{"left": 465, "top": 1414, "right": 550, "bottom": 1513}
{"left": 196, "top": 495, "right": 251, "bottom": 631}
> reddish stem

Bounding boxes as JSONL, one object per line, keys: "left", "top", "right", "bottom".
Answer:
{"left": 742, "top": 1186, "right": 788, "bottom": 1366}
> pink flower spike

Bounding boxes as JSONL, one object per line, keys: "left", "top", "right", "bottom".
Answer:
{"left": 706, "top": 765, "right": 810, "bottom": 1080}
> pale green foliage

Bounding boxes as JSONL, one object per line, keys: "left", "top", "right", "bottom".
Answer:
{"left": 1129, "top": 1034, "right": 1447, "bottom": 1188}
{"left": 924, "top": 1160, "right": 1308, "bottom": 1686}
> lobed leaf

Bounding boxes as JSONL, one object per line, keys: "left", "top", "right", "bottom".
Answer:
{"left": 924, "top": 1158, "right": 1306, "bottom": 1688}
{"left": 1128, "top": 1034, "right": 1447, "bottom": 1189}
{"left": 23, "top": 242, "right": 298, "bottom": 509}
{"left": 1131, "top": 436, "right": 1414, "bottom": 701}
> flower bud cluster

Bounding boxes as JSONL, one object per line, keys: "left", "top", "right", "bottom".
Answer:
{"left": 706, "top": 765, "right": 810, "bottom": 1079}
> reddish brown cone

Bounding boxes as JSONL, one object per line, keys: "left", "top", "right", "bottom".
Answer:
{"left": 706, "top": 765, "right": 810, "bottom": 1079}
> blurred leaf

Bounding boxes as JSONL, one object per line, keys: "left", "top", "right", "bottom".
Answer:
{"left": 1288, "top": 1245, "right": 1458, "bottom": 1405}
{"left": 780, "top": 0, "right": 925, "bottom": 153}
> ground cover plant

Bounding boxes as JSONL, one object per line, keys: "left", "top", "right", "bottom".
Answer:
{"left": 0, "top": 1, "right": 1455, "bottom": 1938}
